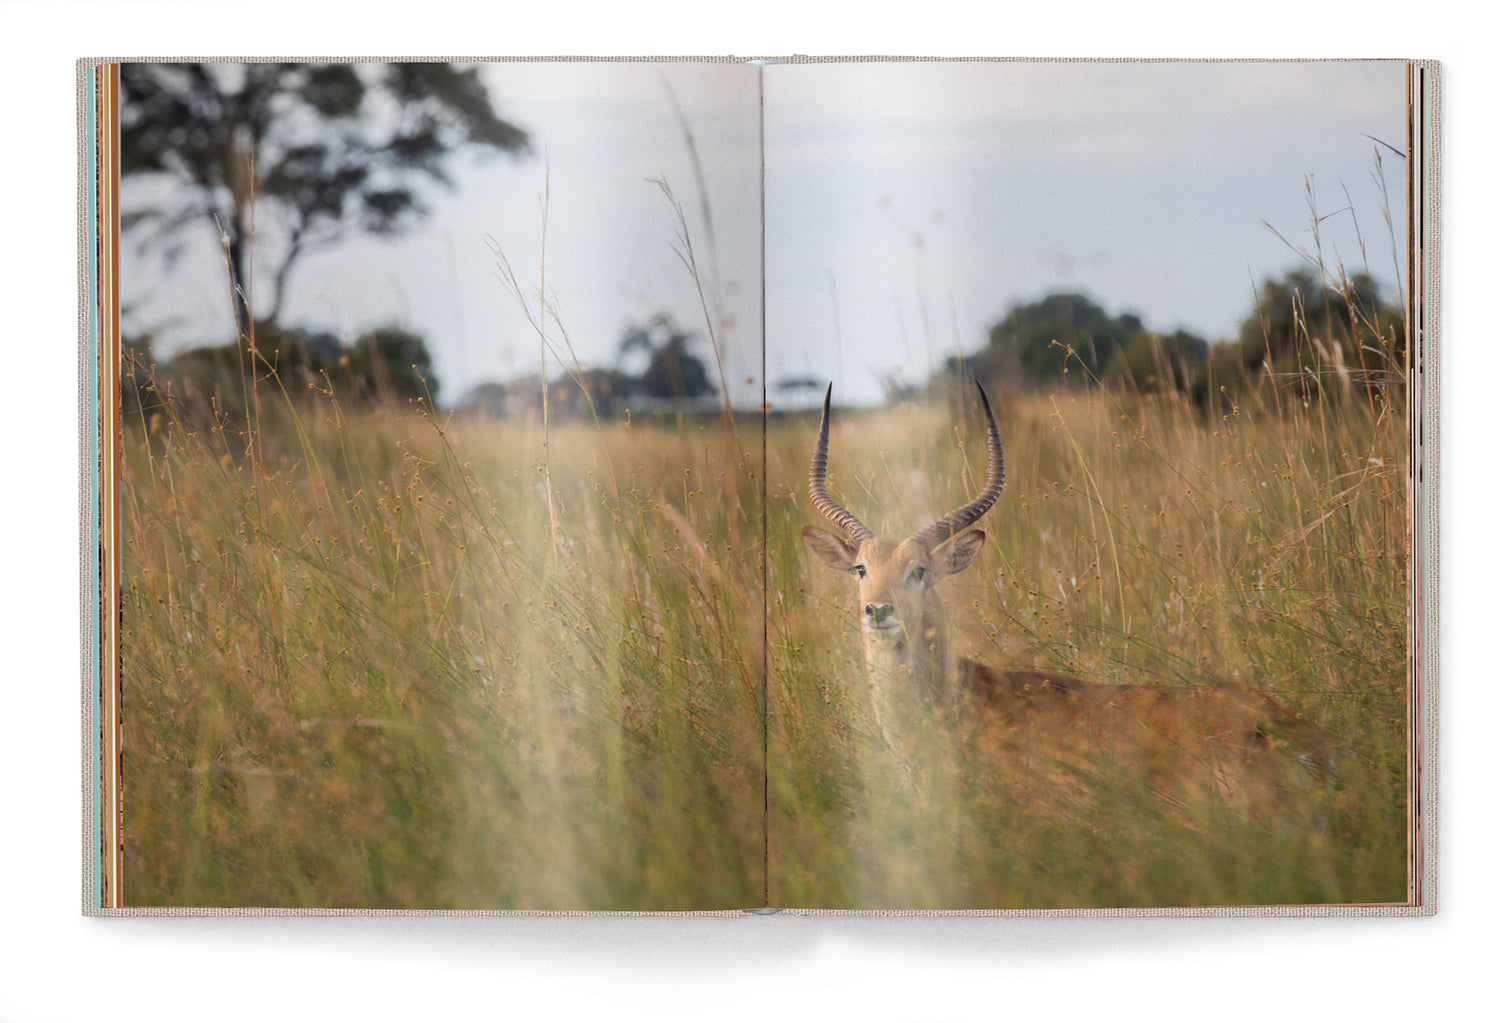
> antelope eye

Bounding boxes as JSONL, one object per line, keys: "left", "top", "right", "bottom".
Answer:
{"left": 909, "top": 565, "right": 926, "bottom": 584}
{"left": 854, "top": 564, "right": 867, "bottom": 579}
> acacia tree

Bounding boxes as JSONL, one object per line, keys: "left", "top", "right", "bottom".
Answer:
{"left": 119, "top": 62, "right": 529, "bottom": 331}
{"left": 618, "top": 313, "right": 717, "bottom": 401}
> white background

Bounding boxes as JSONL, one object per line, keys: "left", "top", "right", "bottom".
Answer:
{"left": 1, "top": 3, "right": 1490, "bottom": 1021}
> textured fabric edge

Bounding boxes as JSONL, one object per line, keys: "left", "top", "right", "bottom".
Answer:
{"left": 78, "top": 58, "right": 99, "bottom": 915}
{"left": 82, "top": 904, "right": 1426, "bottom": 919}
{"left": 1415, "top": 58, "right": 1441, "bottom": 916}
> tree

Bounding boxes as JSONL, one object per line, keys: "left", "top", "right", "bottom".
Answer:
{"left": 166, "top": 322, "right": 441, "bottom": 420}
{"left": 119, "top": 62, "right": 529, "bottom": 331}
{"left": 618, "top": 313, "right": 717, "bottom": 401}
{"left": 1235, "top": 267, "right": 1398, "bottom": 375}
{"left": 346, "top": 326, "right": 441, "bottom": 406}
{"left": 1102, "top": 329, "right": 1209, "bottom": 393}
{"left": 969, "top": 292, "right": 1141, "bottom": 386}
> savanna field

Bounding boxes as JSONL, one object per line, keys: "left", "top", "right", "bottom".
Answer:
{"left": 117, "top": 364, "right": 1410, "bottom": 909}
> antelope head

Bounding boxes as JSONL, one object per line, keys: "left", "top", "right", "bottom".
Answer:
{"left": 801, "top": 382, "right": 1005, "bottom": 697}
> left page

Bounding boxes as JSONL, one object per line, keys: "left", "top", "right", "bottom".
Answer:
{"left": 83, "top": 59, "right": 767, "bottom": 911}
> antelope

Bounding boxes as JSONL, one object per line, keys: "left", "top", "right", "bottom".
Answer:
{"left": 801, "top": 382, "right": 1333, "bottom": 813}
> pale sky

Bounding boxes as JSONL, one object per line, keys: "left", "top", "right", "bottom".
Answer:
{"left": 764, "top": 60, "right": 1407, "bottom": 406}
{"left": 121, "top": 59, "right": 1408, "bottom": 409}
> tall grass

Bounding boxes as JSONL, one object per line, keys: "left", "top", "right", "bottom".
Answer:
{"left": 120, "top": 322, "right": 1408, "bottom": 909}
{"left": 120, "top": 377, "right": 765, "bottom": 908}
{"left": 767, "top": 371, "right": 1408, "bottom": 908}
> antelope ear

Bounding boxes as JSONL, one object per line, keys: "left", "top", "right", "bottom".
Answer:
{"left": 938, "top": 530, "right": 986, "bottom": 577}
{"left": 802, "top": 526, "right": 861, "bottom": 574}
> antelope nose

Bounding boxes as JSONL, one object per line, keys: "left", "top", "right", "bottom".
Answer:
{"left": 864, "top": 602, "right": 896, "bottom": 624}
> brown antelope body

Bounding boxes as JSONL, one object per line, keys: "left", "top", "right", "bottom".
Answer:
{"left": 802, "top": 382, "right": 1331, "bottom": 810}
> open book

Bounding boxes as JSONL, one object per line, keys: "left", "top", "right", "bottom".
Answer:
{"left": 80, "top": 57, "right": 1438, "bottom": 914}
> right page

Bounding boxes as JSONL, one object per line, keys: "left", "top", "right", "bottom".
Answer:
{"left": 762, "top": 59, "right": 1416, "bottom": 910}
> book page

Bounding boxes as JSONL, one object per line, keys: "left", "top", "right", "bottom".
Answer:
{"left": 762, "top": 59, "right": 1420, "bottom": 910}
{"left": 90, "top": 59, "right": 766, "bottom": 911}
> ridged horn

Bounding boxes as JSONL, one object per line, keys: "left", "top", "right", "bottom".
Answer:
{"left": 808, "top": 384, "right": 875, "bottom": 545}
{"left": 912, "top": 381, "right": 1005, "bottom": 551}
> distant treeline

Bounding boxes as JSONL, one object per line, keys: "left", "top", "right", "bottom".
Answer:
{"left": 123, "top": 267, "right": 1404, "bottom": 429}
{"left": 459, "top": 312, "right": 719, "bottom": 421}
{"left": 122, "top": 322, "right": 440, "bottom": 427}
{"left": 941, "top": 267, "right": 1404, "bottom": 411}
{"left": 121, "top": 310, "right": 721, "bottom": 427}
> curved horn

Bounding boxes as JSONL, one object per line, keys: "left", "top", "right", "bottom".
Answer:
{"left": 808, "top": 384, "right": 875, "bottom": 545}
{"left": 913, "top": 381, "right": 1005, "bottom": 550}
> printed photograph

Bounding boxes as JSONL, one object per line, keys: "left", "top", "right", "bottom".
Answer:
{"left": 92, "top": 58, "right": 1416, "bottom": 911}
{"left": 107, "top": 60, "right": 766, "bottom": 909}
{"left": 762, "top": 61, "right": 1412, "bottom": 908}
